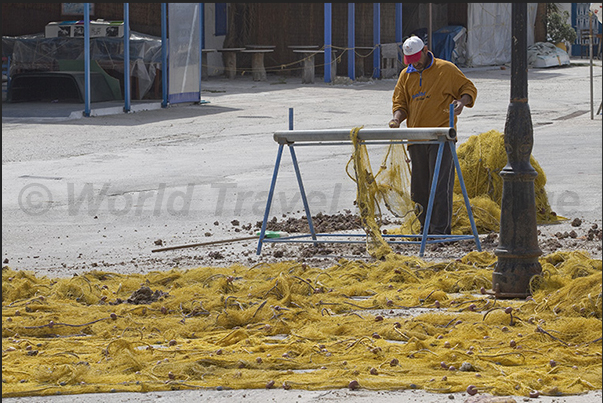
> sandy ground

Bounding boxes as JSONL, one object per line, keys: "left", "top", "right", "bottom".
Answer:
{"left": 2, "top": 57, "right": 602, "bottom": 402}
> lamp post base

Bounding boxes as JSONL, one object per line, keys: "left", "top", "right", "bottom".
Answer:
{"left": 490, "top": 256, "right": 542, "bottom": 298}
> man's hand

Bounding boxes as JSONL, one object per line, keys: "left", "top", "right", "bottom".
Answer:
{"left": 452, "top": 94, "right": 473, "bottom": 116}
{"left": 451, "top": 100, "right": 465, "bottom": 116}
{"left": 389, "top": 110, "right": 405, "bottom": 128}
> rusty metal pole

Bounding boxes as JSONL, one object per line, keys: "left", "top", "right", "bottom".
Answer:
{"left": 492, "top": 3, "right": 543, "bottom": 299}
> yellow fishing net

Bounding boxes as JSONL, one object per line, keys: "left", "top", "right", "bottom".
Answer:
{"left": 347, "top": 126, "right": 400, "bottom": 260}
{"left": 347, "top": 129, "right": 566, "bottom": 258}
{"left": 2, "top": 129, "right": 598, "bottom": 399}
{"left": 454, "top": 129, "right": 563, "bottom": 226}
{"left": 2, "top": 250, "right": 601, "bottom": 398}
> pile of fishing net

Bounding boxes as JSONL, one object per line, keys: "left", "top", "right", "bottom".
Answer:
{"left": 2, "top": 249, "right": 601, "bottom": 398}
{"left": 3, "top": 129, "right": 599, "bottom": 399}
{"left": 347, "top": 129, "right": 566, "bottom": 259}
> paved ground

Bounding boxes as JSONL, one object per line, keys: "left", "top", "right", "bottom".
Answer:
{"left": 2, "top": 57, "right": 602, "bottom": 402}
{"left": 2, "top": 388, "right": 602, "bottom": 403}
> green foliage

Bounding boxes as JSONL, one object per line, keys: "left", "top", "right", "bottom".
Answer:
{"left": 547, "top": 10, "right": 578, "bottom": 44}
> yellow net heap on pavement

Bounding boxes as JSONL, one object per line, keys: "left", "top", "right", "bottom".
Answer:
{"left": 452, "top": 129, "right": 564, "bottom": 228}
{"left": 3, "top": 129, "right": 597, "bottom": 400}
{"left": 348, "top": 129, "right": 566, "bottom": 258}
{"left": 2, "top": 249, "right": 601, "bottom": 398}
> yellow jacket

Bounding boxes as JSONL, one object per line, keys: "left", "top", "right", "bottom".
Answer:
{"left": 392, "top": 52, "right": 477, "bottom": 130}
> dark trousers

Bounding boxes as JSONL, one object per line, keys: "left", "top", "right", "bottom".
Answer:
{"left": 408, "top": 143, "right": 455, "bottom": 235}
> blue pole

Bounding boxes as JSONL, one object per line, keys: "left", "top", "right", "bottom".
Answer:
{"left": 289, "top": 107, "right": 294, "bottom": 130}
{"left": 256, "top": 144, "right": 285, "bottom": 255}
{"left": 395, "top": 3, "right": 403, "bottom": 66}
{"left": 290, "top": 146, "right": 318, "bottom": 243}
{"left": 420, "top": 142, "right": 444, "bottom": 257}
{"left": 123, "top": 3, "right": 131, "bottom": 112}
{"left": 450, "top": 140, "right": 482, "bottom": 252}
{"left": 201, "top": 3, "right": 206, "bottom": 48}
{"left": 324, "top": 3, "right": 332, "bottom": 83}
{"left": 161, "top": 3, "right": 168, "bottom": 108}
{"left": 84, "top": 4, "right": 91, "bottom": 117}
{"left": 373, "top": 3, "right": 381, "bottom": 79}
{"left": 347, "top": 3, "right": 355, "bottom": 80}
{"left": 448, "top": 103, "right": 481, "bottom": 251}
{"left": 199, "top": 3, "right": 203, "bottom": 97}
{"left": 395, "top": 3, "right": 403, "bottom": 43}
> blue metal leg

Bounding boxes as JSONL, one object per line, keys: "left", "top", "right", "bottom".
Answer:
{"left": 256, "top": 144, "right": 285, "bottom": 255}
{"left": 449, "top": 141, "right": 482, "bottom": 251}
{"left": 420, "top": 141, "right": 445, "bottom": 257}
{"left": 289, "top": 145, "right": 318, "bottom": 243}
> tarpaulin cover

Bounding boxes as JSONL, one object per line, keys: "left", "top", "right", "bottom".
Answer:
{"left": 592, "top": 3, "right": 603, "bottom": 24}
{"left": 8, "top": 71, "right": 115, "bottom": 103}
{"left": 527, "top": 42, "right": 570, "bottom": 68}
{"left": 466, "top": 3, "right": 538, "bottom": 67}
{"left": 432, "top": 25, "right": 467, "bottom": 66}
{"left": 2, "top": 31, "right": 162, "bottom": 99}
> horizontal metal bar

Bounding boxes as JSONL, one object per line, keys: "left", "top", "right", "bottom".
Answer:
{"left": 265, "top": 239, "right": 366, "bottom": 244}
{"left": 262, "top": 233, "right": 476, "bottom": 245}
{"left": 263, "top": 238, "right": 473, "bottom": 245}
{"left": 264, "top": 232, "right": 476, "bottom": 239}
{"left": 274, "top": 127, "right": 456, "bottom": 144}
{"left": 286, "top": 140, "right": 441, "bottom": 147}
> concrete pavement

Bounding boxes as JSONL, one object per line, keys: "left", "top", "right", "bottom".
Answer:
{"left": 2, "top": 58, "right": 602, "bottom": 402}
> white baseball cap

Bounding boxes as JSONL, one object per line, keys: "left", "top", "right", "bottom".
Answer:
{"left": 403, "top": 36, "right": 425, "bottom": 64}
